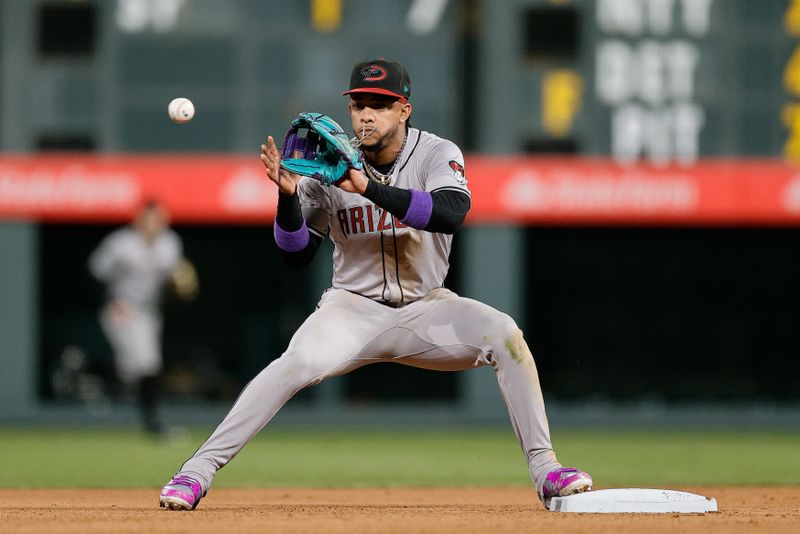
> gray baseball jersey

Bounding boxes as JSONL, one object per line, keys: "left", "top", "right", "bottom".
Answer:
{"left": 299, "top": 127, "right": 469, "bottom": 305}
{"left": 177, "top": 127, "right": 564, "bottom": 500}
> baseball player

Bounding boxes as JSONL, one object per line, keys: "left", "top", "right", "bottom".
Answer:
{"left": 159, "top": 58, "right": 592, "bottom": 510}
{"left": 90, "top": 200, "right": 196, "bottom": 436}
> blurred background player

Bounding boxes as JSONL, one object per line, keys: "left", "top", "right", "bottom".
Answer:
{"left": 89, "top": 200, "right": 197, "bottom": 436}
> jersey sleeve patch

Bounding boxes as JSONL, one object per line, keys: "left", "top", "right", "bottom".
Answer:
{"left": 448, "top": 160, "right": 467, "bottom": 185}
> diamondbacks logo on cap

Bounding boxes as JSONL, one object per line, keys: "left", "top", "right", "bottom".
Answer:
{"left": 449, "top": 161, "right": 467, "bottom": 185}
{"left": 361, "top": 65, "right": 387, "bottom": 82}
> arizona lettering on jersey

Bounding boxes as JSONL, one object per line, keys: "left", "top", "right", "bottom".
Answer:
{"left": 298, "top": 127, "right": 470, "bottom": 305}
{"left": 337, "top": 204, "right": 408, "bottom": 236}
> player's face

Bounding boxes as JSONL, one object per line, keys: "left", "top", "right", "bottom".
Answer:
{"left": 348, "top": 94, "right": 411, "bottom": 152}
{"left": 136, "top": 205, "right": 168, "bottom": 242}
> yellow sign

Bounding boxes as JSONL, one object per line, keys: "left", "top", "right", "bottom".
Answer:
{"left": 781, "top": 103, "right": 800, "bottom": 161}
{"left": 542, "top": 69, "right": 583, "bottom": 138}
{"left": 786, "top": 0, "right": 800, "bottom": 36}
{"left": 312, "top": 0, "right": 341, "bottom": 33}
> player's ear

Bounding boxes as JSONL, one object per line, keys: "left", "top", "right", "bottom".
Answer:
{"left": 400, "top": 102, "right": 412, "bottom": 124}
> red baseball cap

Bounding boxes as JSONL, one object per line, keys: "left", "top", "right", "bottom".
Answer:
{"left": 342, "top": 59, "right": 411, "bottom": 101}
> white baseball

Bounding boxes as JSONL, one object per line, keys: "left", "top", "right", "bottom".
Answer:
{"left": 168, "top": 97, "right": 195, "bottom": 123}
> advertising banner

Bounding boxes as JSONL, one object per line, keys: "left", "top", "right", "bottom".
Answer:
{"left": 2, "top": 154, "right": 799, "bottom": 226}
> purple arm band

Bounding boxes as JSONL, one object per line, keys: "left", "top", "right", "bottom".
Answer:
{"left": 400, "top": 189, "right": 433, "bottom": 229}
{"left": 274, "top": 219, "right": 310, "bottom": 252}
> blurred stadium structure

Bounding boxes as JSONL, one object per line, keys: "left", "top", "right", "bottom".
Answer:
{"left": 1, "top": 0, "right": 799, "bottom": 428}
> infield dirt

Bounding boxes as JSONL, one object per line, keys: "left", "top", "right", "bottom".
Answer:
{"left": 1, "top": 486, "right": 798, "bottom": 533}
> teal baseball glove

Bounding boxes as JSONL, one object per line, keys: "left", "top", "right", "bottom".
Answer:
{"left": 280, "top": 112, "right": 363, "bottom": 186}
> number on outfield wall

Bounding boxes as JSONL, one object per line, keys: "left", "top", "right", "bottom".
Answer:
{"left": 115, "top": 0, "right": 186, "bottom": 33}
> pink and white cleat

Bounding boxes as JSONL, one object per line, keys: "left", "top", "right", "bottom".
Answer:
{"left": 541, "top": 467, "right": 593, "bottom": 504}
{"left": 159, "top": 474, "right": 206, "bottom": 510}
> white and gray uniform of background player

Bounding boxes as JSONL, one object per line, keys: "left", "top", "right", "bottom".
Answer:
{"left": 89, "top": 205, "right": 182, "bottom": 432}
{"left": 161, "top": 58, "right": 591, "bottom": 510}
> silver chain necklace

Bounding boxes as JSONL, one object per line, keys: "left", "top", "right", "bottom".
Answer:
{"left": 361, "top": 131, "right": 408, "bottom": 185}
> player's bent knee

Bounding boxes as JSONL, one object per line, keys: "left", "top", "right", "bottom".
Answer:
{"left": 487, "top": 312, "right": 520, "bottom": 341}
{"left": 485, "top": 313, "right": 536, "bottom": 365}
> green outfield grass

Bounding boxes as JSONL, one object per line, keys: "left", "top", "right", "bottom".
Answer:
{"left": 0, "top": 426, "right": 798, "bottom": 488}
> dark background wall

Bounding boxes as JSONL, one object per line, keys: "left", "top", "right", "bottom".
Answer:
{"left": 37, "top": 224, "right": 800, "bottom": 404}
{"left": 525, "top": 227, "right": 800, "bottom": 402}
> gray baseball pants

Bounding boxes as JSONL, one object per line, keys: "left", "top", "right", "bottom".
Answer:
{"left": 178, "top": 288, "right": 562, "bottom": 495}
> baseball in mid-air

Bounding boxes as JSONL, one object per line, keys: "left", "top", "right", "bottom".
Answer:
{"left": 168, "top": 97, "right": 195, "bottom": 123}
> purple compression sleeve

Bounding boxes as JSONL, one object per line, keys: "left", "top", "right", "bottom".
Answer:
{"left": 400, "top": 189, "right": 433, "bottom": 229}
{"left": 274, "top": 219, "right": 310, "bottom": 252}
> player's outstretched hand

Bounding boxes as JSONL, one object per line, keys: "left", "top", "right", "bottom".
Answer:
{"left": 261, "top": 136, "right": 301, "bottom": 195}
